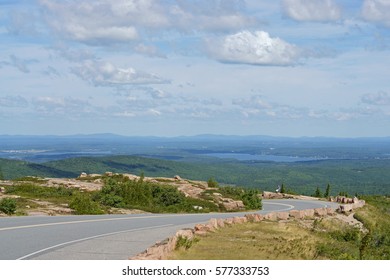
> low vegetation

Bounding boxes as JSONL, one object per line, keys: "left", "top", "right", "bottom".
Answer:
{"left": 171, "top": 196, "right": 390, "bottom": 260}
{"left": 95, "top": 174, "right": 220, "bottom": 213}
{"left": 0, "top": 174, "right": 261, "bottom": 215}
{"left": 0, "top": 198, "right": 17, "bottom": 215}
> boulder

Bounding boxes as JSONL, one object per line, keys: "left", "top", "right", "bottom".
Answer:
{"left": 174, "top": 175, "right": 182, "bottom": 180}
{"left": 314, "top": 208, "right": 327, "bottom": 217}
{"left": 289, "top": 210, "right": 304, "bottom": 219}
{"left": 264, "top": 212, "right": 277, "bottom": 221}
{"left": 194, "top": 224, "right": 208, "bottom": 232}
{"left": 339, "top": 204, "right": 353, "bottom": 213}
{"left": 175, "top": 229, "right": 194, "bottom": 240}
{"left": 254, "top": 214, "right": 264, "bottom": 222}
{"left": 303, "top": 209, "right": 315, "bottom": 219}
{"left": 221, "top": 199, "right": 245, "bottom": 211}
{"left": 263, "top": 191, "right": 283, "bottom": 199}
{"left": 79, "top": 172, "right": 88, "bottom": 178}
{"left": 207, "top": 218, "right": 219, "bottom": 230}
{"left": 233, "top": 216, "right": 247, "bottom": 224}
{"left": 245, "top": 214, "right": 257, "bottom": 222}
{"left": 217, "top": 219, "right": 226, "bottom": 228}
{"left": 326, "top": 207, "right": 335, "bottom": 215}
{"left": 224, "top": 218, "right": 234, "bottom": 225}
{"left": 276, "top": 212, "right": 289, "bottom": 220}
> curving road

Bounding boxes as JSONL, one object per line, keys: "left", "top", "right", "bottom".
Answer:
{"left": 0, "top": 199, "right": 339, "bottom": 260}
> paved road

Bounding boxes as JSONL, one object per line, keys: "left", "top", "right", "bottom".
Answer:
{"left": 0, "top": 199, "right": 338, "bottom": 260}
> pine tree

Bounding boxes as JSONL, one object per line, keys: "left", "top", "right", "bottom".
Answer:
{"left": 314, "top": 187, "right": 322, "bottom": 198}
{"left": 280, "top": 183, "right": 286, "bottom": 194}
{"left": 324, "top": 183, "right": 331, "bottom": 198}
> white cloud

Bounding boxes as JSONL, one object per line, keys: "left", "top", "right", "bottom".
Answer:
{"left": 32, "top": 96, "right": 92, "bottom": 117}
{"left": 207, "top": 30, "right": 301, "bottom": 66}
{"left": 0, "top": 95, "right": 28, "bottom": 107}
{"left": 72, "top": 60, "right": 168, "bottom": 86}
{"left": 113, "top": 111, "right": 136, "bottom": 118}
{"left": 134, "top": 44, "right": 166, "bottom": 58}
{"left": 283, "top": 0, "right": 341, "bottom": 22}
{"left": 362, "top": 91, "right": 390, "bottom": 105}
{"left": 233, "top": 95, "right": 272, "bottom": 109}
{"left": 39, "top": 0, "right": 160, "bottom": 44}
{"left": 38, "top": 0, "right": 257, "bottom": 46}
{"left": 68, "top": 25, "right": 139, "bottom": 43}
{"left": 8, "top": 55, "right": 36, "bottom": 73}
{"left": 362, "top": 0, "right": 390, "bottom": 27}
{"left": 170, "top": 1, "right": 257, "bottom": 32}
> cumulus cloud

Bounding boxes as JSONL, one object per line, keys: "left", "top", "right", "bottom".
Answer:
{"left": 72, "top": 60, "right": 168, "bottom": 86}
{"left": 362, "top": 0, "right": 390, "bottom": 27}
{"left": 39, "top": 0, "right": 155, "bottom": 44}
{"left": 38, "top": 0, "right": 257, "bottom": 46}
{"left": 283, "top": 0, "right": 341, "bottom": 22}
{"left": 207, "top": 30, "right": 301, "bottom": 66}
{"left": 362, "top": 91, "right": 390, "bottom": 105}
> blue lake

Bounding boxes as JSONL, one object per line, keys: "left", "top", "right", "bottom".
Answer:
{"left": 205, "top": 153, "right": 326, "bottom": 162}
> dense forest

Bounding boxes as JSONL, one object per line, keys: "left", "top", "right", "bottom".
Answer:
{"left": 1, "top": 155, "right": 389, "bottom": 196}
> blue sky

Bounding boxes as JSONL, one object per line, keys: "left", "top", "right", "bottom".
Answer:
{"left": 1, "top": 0, "right": 390, "bottom": 137}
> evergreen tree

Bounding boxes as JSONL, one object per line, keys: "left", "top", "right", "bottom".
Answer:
{"left": 280, "top": 183, "right": 286, "bottom": 194}
{"left": 314, "top": 186, "right": 322, "bottom": 198}
{"left": 324, "top": 183, "right": 331, "bottom": 198}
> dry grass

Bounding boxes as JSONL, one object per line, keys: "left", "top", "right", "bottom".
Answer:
{"left": 170, "top": 221, "right": 323, "bottom": 260}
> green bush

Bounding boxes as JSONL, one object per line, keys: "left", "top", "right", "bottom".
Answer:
{"left": 152, "top": 186, "right": 184, "bottom": 207}
{"left": 0, "top": 198, "right": 17, "bottom": 215}
{"left": 175, "top": 236, "right": 199, "bottom": 250}
{"left": 217, "top": 186, "right": 262, "bottom": 210}
{"left": 69, "top": 194, "right": 104, "bottom": 215}
{"left": 207, "top": 178, "right": 219, "bottom": 188}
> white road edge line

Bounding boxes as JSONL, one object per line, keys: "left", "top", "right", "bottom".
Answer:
{"left": 16, "top": 224, "right": 174, "bottom": 260}
{"left": 261, "top": 202, "right": 295, "bottom": 212}
{"left": 0, "top": 215, "right": 163, "bottom": 232}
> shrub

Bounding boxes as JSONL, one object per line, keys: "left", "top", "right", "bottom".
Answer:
{"left": 0, "top": 198, "right": 17, "bottom": 215}
{"left": 69, "top": 194, "right": 104, "bottom": 215}
{"left": 175, "top": 236, "right": 199, "bottom": 250}
{"left": 152, "top": 186, "right": 184, "bottom": 207}
{"left": 207, "top": 178, "right": 219, "bottom": 188}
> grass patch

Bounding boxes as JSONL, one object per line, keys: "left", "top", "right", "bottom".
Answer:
{"left": 171, "top": 221, "right": 321, "bottom": 260}
{"left": 4, "top": 183, "right": 77, "bottom": 204}
{"left": 171, "top": 196, "right": 390, "bottom": 260}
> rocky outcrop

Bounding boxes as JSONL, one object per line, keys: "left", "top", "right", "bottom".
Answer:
{"left": 335, "top": 196, "right": 366, "bottom": 213}
{"left": 262, "top": 191, "right": 296, "bottom": 199}
{"left": 262, "top": 191, "right": 284, "bottom": 199}
{"left": 218, "top": 197, "right": 246, "bottom": 211}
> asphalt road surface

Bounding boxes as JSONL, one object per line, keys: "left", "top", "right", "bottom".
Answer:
{"left": 0, "top": 199, "right": 339, "bottom": 260}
